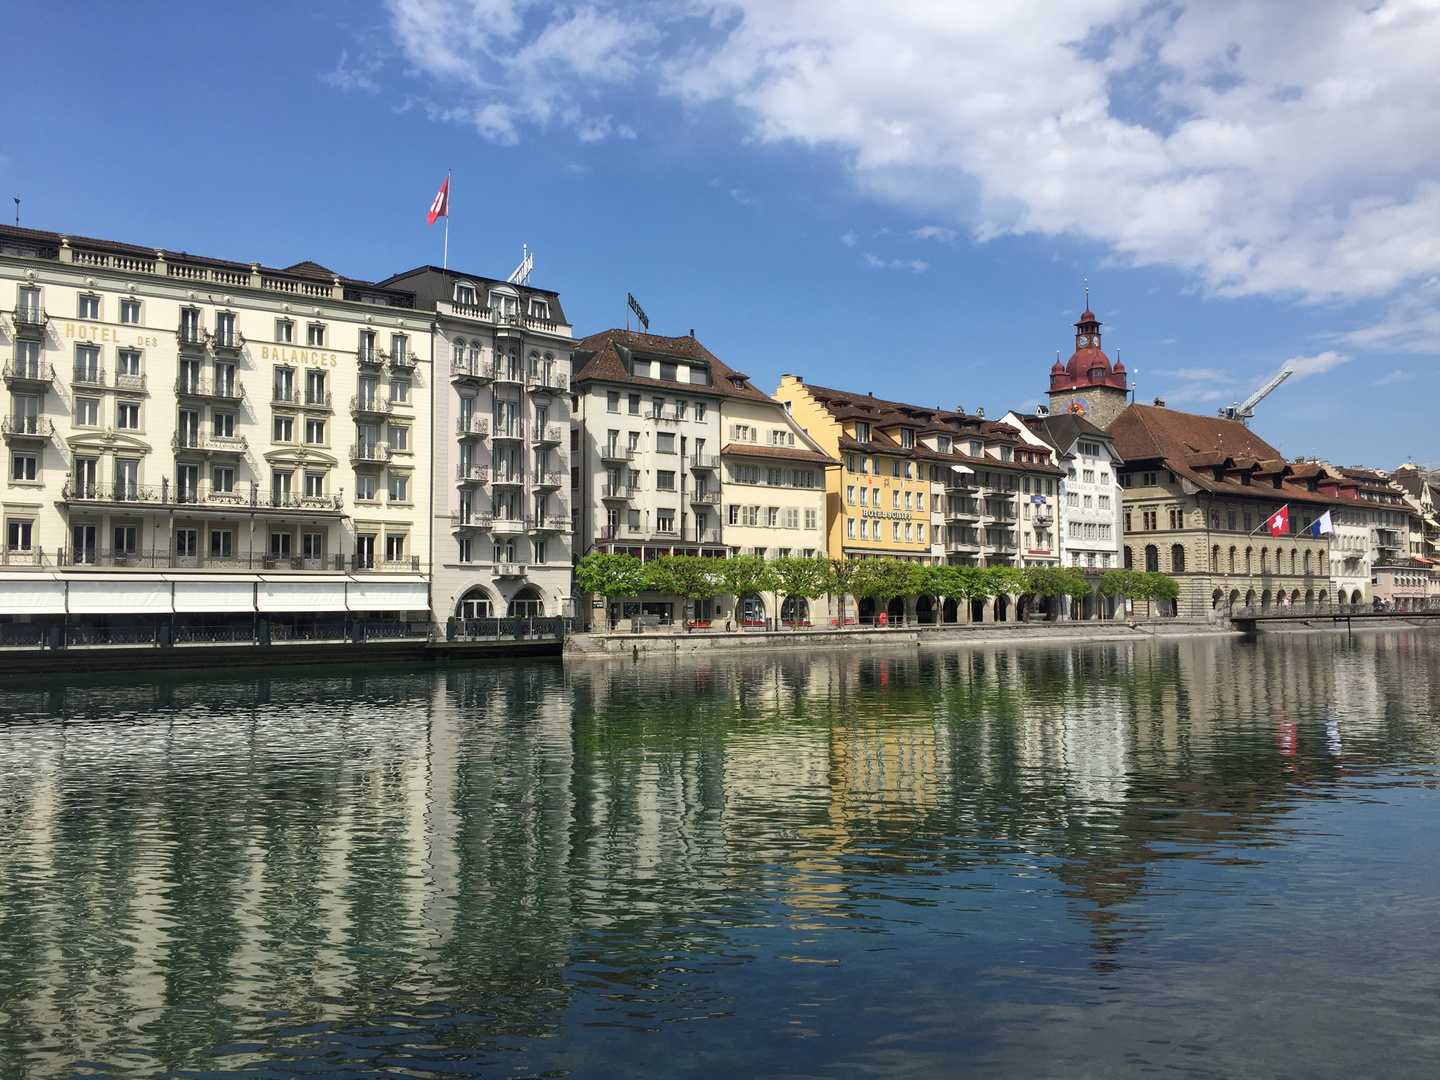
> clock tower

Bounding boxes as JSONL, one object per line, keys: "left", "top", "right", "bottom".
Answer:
{"left": 1047, "top": 304, "right": 1130, "bottom": 430}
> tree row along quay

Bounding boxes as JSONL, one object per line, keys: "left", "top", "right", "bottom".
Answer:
{"left": 574, "top": 552, "right": 1179, "bottom": 624}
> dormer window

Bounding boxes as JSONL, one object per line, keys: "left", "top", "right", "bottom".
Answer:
{"left": 528, "top": 298, "right": 549, "bottom": 319}
{"left": 489, "top": 289, "right": 518, "bottom": 319}
{"left": 659, "top": 361, "right": 677, "bottom": 381}
{"left": 855, "top": 421, "right": 871, "bottom": 443}
{"left": 937, "top": 435, "right": 951, "bottom": 453}
{"left": 900, "top": 429, "right": 914, "bottom": 449}
{"left": 454, "top": 282, "right": 478, "bottom": 306}
{"left": 969, "top": 440, "right": 983, "bottom": 456}
{"left": 1000, "top": 446, "right": 1012, "bottom": 461}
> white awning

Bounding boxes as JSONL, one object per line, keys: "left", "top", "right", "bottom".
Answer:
{"left": 68, "top": 578, "right": 172, "bottom": 615}
{"left": 172, "top": 580, "right": 256, "bottom": 613}
{"left": 256, "top": 579, "right": 349, "bottom": 612}
{"left": 347, "top": 579, "right": 429, "bottom": 612}
{"left": 0, "top": 578, "right": 67, "bottom": 615}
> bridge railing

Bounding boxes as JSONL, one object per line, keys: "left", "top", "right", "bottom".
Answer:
{"left": 1231, "top": 601, "right": 1438, "bottom": 619}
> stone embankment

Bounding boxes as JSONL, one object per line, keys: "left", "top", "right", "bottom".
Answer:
{"left": 564, "top": 617, "right": 1235, "bottom": 659}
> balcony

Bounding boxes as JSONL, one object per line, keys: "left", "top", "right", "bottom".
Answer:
{"left": 175, "top": 376, "right": 244, "bottom": 403}
{"left": 533, "top": 422, "right": 563, "bottom": 446}
{"left": 385, "top": 349, "right": 417, "bottom": 373}
{"left": 491, "top": 421, "right": 525, "bottom": 442}
{"left": 494, "top": 562, "right": 528, "bottom": 577}
{"left": 451, "top": 358, "right": 495, "bottom": 384}
{"left": 456, "top": 416, "right": 489, "bottom": 439}
{"left": 690, "top": 454, "right": 720, "bottom": 471}
{"left": 525, "top": 369, "right": 568, "bottom": 394}
{"left": 493, "top": 365, "right": 524, "bottom": 385}
{"left": 172, "top": 432, "right": 249, "bottom": 455}
{"left": 73, "top": 366, "right": 107, "bottom": 388}
{"left": 175, "top": 325, "right": 207, "bottom": 350}
{"left": 450, "top": 511, "right": 493, "bottom": 530}
{"left": 114, "top": 370, "right": 147, "bottom": 392}
{"left": 645, "top": 407, "right": 679, "bottom": 423}
{"left": 349, "top": 442, "right": 391, "bottom": 463}
{"left": 528, "top": 515, "right": 570, "bottom": 533}
{"left": 601, "top": 484, "right": 632, "bottom": 500}
{"left": 356, "top": 346, "right": 382, "bottom": 367}
{"left": 944, "top": 475, "right": 979, "bottom": 492}
{"left": 12, "top": 307, "right": 48, "bottom": 337}
{"left": 211, "top": 331, "right": 245, "bottom": 356}
{"left": 2, "top": 415, "right": 53, "bottom": 441}
{"left": 303, "top": 390, "right": 333, "bottom": 410}
{"left": 62, "top": 481, "right": 170, "bottom": 506}
{"left": 3, "top": 359, "right": 54, "bottom": 387}
{"left": 945, "top": 502, "right": 981, "bottom": 522}
{"left": 689, "top": 490, "right": 722, "bottom": 505}
{"left": 353, "top": 554, "right": 422, "bottom": 573}
{"left": 600, "top": 443, "right": 635, "bottom": 463}
{"left": 491, "top": 516, "right": 527, "bottom": 534}
{"left": 350, "top": 394, "right": 393, "bottom": 417}
{"left": 456, "top": 464, "right": 489, "bottom": 484}
{"left": 535, "top": 471, "right": 564, "bottom": 489}
{"left": 491, "top": 471, "right": 524, "bottom": 487}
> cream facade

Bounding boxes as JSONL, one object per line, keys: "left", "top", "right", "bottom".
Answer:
{"left": 1, "top": 225, "right": 430, "bottom": 623}
{"left": 379, "top": 266, "right": 574, "bottom": 624}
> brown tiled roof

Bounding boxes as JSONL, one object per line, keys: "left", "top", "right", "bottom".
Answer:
{"left": 1110, "top": 404, "right": 1346, "bottom": 507}
{"left": 570, "top": 329, "right": 773, "bottom": 402}
{"left": 721, "top": 443, "right": 839, "bottom": 465}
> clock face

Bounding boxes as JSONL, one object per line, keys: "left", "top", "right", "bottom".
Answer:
{"left": 1078, "top": 335, "right": 1091, "bottom": 347}
{"left": 1064, "top": 397, "right": 1090, "bottom": 417}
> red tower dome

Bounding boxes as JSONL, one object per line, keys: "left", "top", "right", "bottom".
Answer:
{"left": 1048, "top": 307, "right": 1126, "bottom": 393}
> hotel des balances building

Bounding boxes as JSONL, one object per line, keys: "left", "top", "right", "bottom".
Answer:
{"left": 1107, "top": 402, "right": 1343, "bottom": 616}
{"left": 376, "top": 265, "right": 573, "bottom": 623}
{"left": 775, "top": 378, "right": 1066, "bottom": 576}
{"left": 570, "top": 330, "right": 833, "bottom": 626}
{"left": 0, "top": 225, "right": 431, "bottom": 630}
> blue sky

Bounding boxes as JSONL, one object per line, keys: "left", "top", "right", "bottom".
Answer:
{"left": 4, "top": 1, "right": 1437, "bottom": 468}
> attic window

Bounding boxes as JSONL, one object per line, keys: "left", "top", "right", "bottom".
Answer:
{"left": 528, "top": 298, "right": 549, "bottom": 319}
{"left": 659, "top": 361, "right": 677, "bottom": 381}
{"left": 729, "top": 376, "right": 746, "bottom": 389}
{"left": 937, "top": 435, "right": 951, "bottom": 453}
{"left": 900, "top": 429, "right": 914, "bottom": 449}
{"left": 855, "top": 421, "right": 871, "bottom": 443}
{"left": 454, "top": 282, "right": 478, "bottom": 306}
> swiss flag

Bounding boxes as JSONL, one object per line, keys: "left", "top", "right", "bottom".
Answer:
{"left": 1266, "top": 504, "right": 1289, "bottom": 537}
{"left": 427, "top": 176, "right": 449, "bottom": 226}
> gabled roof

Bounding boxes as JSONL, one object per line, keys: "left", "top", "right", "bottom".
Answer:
{"left": 720, "top": 443, "right": 839, "bottom": 466}
{"left": 570, "top": 329, "right": 773, "bottom": 402}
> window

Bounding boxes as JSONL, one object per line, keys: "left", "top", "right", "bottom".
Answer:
{"left": 116, "top": 401, "right": 141, "bottom": 430}
{"left": 855, "top": 421, "right": 871, "bottom": 442}
{"left": 276, "top": 319, "right": 294, "bottom": 343}
{"left": 6, "top": 519, "right": 32, "bottom": 552}
{"left": 1000, "top": 446, "right": 1012, "bottom": 461}
{"left": 305, "top": 418, "right": 325, "bottom": 445}
{"left": 729, "top": 504, "right": 740, "bottom": 525}
{"left": 607, "top": 391, "right": 619, "bottom": 412}
{"left": 858, "top": 456, "right": 869, "bottom": 475}
{"left": 656, "top": 470, "right": 676, "bottom": 491}
{"left": 859, "top": 487, "right": 869, "bottom": 507}
{"left": 628, "top": 393, "right": 640, "bottom": 414}
{"left": 11, "top": 452, "right": 38, "bottom": 481}
{"left": 208, "top": 529, "right": 233, "bottom": 558}
{"left": 1123, "top": 509, "right": 1132, "bottom": 532}
{"left": 892, "top": 490, "right": 901, "bottom": 509}
{"left": 1143, "top": 471, "right": 1158, "bottom": 486}
{"left": 76, "top": 397, "right": 99, "bottom": 426}
{"left": 1169, "top": 508, "right": 1182, "bottom": 530}
{"left": 900, "top": 428, "right": 914, "bottom": 448}
{"left": 657, "top": 432, "right": 675, "bottom": 453}
{"left": 893, "top": 521, "right": 902, "bottom": 541}
{"left": 356, "top": 474, "right": 378, "bottom": 501}
{"left": 388, "top": 425, "right": 408, "bottom": 451}
{"left": 657, "top": 510, "right": 675, "bottom": 533}
{"left": 847, "top": 518, "right": 857, "bottom": 538}
{"left": 455, "top": 282, "right": 478, "bottom": 306}
{"left": 696, "top": 402, "right": 709, "bottom": 422}
{"left": 388, "top": 473, "right": 409, "bottom": 502}
{"left": 1145, "top": 544, "right": 1160, "bottom": 572}
{"left": 212, "top": 465, "right": 234, "bottom": 493}
{"left": 783, "top": 508, "right": 799, "bottom": 529}
{"left": 1172, "top": 544, "right": 1186, "bottom": 573}
{"left": 273, "top": 416, "right": 293, "bottom": 442}
{"left": 391, "top": 334, "right": 408, "bottom": 364}
{"left": 904, "top": 491, "right": 913, "bottom": 510}
{"left": 272, "top": 469, "right": 293, "bottom": 505}
{"left": 1100, "top": 472, "right": 1109, "bottom": 485}
{"left": 389, "top": 379, "right": 410, "bottom": 404}
{"left": 847, "top": 485, "right": 856, "bottom": 505}
{"left": 119, "top": 299, "right": 140, "bottom": 325}
{"left": 214, "top": 312, "right": 237, "bottom": 348}
{"left": 892, "top": 459, "right": 902, "bottom": 478}
{"left": 805, "top": 508, "right": 817, "bottom": 530}
{"left": 305, "top": 472, "right": 325, "bottom": 498}
{"left": 385, "top": 534, "right": 406, "bottom": 562}
{"left": 273, "top": 367, "right": 295, "bottom": 403}
{"left": 78, "top": 294, "right": 99, "bottom": 319}
{"left": 213, "top": 412, "right": 234, "bottom": 437}
{"left": 307, "top": 323, "right": 326, "bottom": 346}
{"left": 305, "top": 369, "right": 327, "bottom": 406}
{"left": 1099, "top": 494, "right": 1111, "bottom": 510}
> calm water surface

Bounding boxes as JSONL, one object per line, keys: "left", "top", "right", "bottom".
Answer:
{"left": 1, "top": 632, "right": 1438, "bottom": 1079}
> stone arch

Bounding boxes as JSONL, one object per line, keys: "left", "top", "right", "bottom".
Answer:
{"left": 886, "top": 596, "right": 906, "bottom": 623}
{"left": 1291, "top": 588, "right": 1301, "bottom": 605}
{"left": 1306, "top": 588, "right": 1315, "bottom": 607}
{"left": 1259, "top": 547, "right": 1269, "bottom": 575}
{"left": 942, "top": 597, "right": 959, "bottom": 623}
{"left": 915, "top": 594, "right": 935, "bottom": 624}
{"left": 1212, "top": 588, "right": 1224, "bottom": 609}
{"left": 456, "top": 586, "right": 494, "bottom": 621}
{"left": 970, "top": 598, "right": 987, "bottom": 623}
{"left": 1261, "top": 588, "right": 1272, "bottom": 611}
{"left": 1290, "top": 548, "right": 1299, "bottom": 574}
{"left": 740, "top": 594, "right": 767, "bottom": 625}
{"left": 1211, "top": 544, "right": 1221, "bottom": 571}
{"left": 1245, "top": 587, "right": 1256, "bottom": 609}
{"left": 780, "top": 596, "right": 809, "bottom": 625}
{"left": 858, "top": 597, "right": 876, "bottom": 623}
{"left": 1318, "top": 589, "right": 1328, "bottom": 605}
{"left": 995, "top": 594, "right": 1010, "bottom": 622}
{"left": 1303, "top": 549, "right": 1312, "bottom": 575}
{"left": 1245, "top": 547, "right": 1254, "bottom": 574}
{"left": 507, "top": 585, "right": 545, "bottom": 618}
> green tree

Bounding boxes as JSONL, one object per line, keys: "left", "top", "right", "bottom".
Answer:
{"left": 574, "top": 551, "right": 645, "bottom": 631}
{"left": 851, "top": 558, "right": 929, "bottom": 625}
{"left": 1143, "top": 571, "right": 1180, "bottom": 617}
{"left": 770, "top": 557, "right": 831, "bottom": 627}
{"left": 722, "top": 555, "right": 778, "bottom": 625}
{"left": 826, "top": 558, "right": 861, "bottom": 625}
{"left": 643, "top": 555, "right": 724, "bottom": 628}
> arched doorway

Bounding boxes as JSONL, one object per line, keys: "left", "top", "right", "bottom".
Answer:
{"left": 942, "top": 597, "right": 959, "bottom": 623}
{"left": 915, "top": 595, "right": 935, "bottom": 624}
{"left": 780, "top": 596, "right": 809, "bottom": 626}
{"left": 507, "top": 585, "right": 544, "bottom": 618}
{"left": 1261, "top": 588, "right": 1272, "bottom": 611}
{"left": 1229, "top": 588, "right": 1241, "bottom": 613}
{"left": 1244, "top": 588, "right": 1256, "bottom": 610}
{"left": 1317, "top": 589, "right": 1328, "bottom": 605}
{"left": 970, "top": 598, "right": 986, "bottom": 623}
{"left": 741, "top": 594, "right": 767, "bottom": 627}
{"left": 995, "top": 594, "right": 1010, "bottom": 622}
{"left": 1016, "top": 595, "right": 1032, "bottom": 622}
{"left": 886, "top": 596, "right": 906, "bottom": 625}
{"left": 457, "top": 586, "right": 494, "bottom": 623}
{"left": 857, "top": 597, "right": 876, "bottom": 624}
{"left": 1212, "top": 589, "right": 1224, "bottom": 610}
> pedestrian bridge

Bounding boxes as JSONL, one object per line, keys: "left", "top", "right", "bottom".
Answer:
{"left": 1230, "top": 602, "right": 1440, "bottom": 633}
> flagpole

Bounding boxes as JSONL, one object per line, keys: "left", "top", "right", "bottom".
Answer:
{"left": 443, "top": 170, "right": 450, "bottom": 269}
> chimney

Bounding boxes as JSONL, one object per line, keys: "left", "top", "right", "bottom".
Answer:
{"left": 689, "top": 328, "right": 694, "bottom": 337}
{"left": 956, "top": 406, "right": 966, "bottom": 415}
{"left": 1153, "top": 397, "right": 1166, "bottom": 407}
{"left": 976, "top": 407, "right": 985, "bottom": 419}
{"left": 1036, "top": 404, "right": 1049, "bottom": 417}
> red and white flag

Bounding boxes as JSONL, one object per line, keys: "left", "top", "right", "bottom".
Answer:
{"left": 427, "top": 175, "right": 449, "bottom": 226}
{"left": 1266, "top": 504, "right": 1289, "bottom": 537}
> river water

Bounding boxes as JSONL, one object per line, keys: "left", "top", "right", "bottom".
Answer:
{"left": 1, "top": 631, "right": 1437, "bottom": 1079}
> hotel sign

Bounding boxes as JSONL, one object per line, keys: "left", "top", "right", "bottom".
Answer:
{"left": 861, "top": 509, "right": 913, "bottom": 520}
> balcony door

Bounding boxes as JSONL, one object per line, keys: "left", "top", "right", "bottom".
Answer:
{"left": 177, "top": 463, "right": 199, "bottom": 504}
{"left": 73, "top": 456, "right": 98, "bottom": 499}
{"left": 175, "top": 528, "right": 198, "bottom": 568}
{"left": 71, "top": 523, "right": 96, "bottom": 565}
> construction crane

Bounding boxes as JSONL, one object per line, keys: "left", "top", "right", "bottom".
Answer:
{"left": 1219, "top": 362, "right": 1293, "bottom": 425}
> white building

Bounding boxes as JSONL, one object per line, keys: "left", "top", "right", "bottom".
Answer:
{"left": 1, "top": 224, "right": 430, "bottom": 629}
{"left": 378, "top": 265, "right": 574, "bottom": 625}
{"left": 1002, "top": 409, "right": 1125, "bottom": 572}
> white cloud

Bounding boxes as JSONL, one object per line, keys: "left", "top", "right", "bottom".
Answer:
{"left": 863, "top": 253, "right": 928, "bottom": 272}
{"left": 839, "top": 230, "right": 857, "bottom": 246}
{"left": 1373, "top": 368, "right": 1414, "bottom": 386}
{"left": 321, "top": 48, "right": 383, "bottom": 93}
{"left": 911, "top": 225, "right": 956, "bottom": 243}
{"left": 1285, "top": 350, "right": 1350, "bottom": 378}
{"left": 384, "top": 0, "right": 1440, "bottom": 328}
{"left": 1343, "top": 276, "right": 1440, "bottom": 354}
